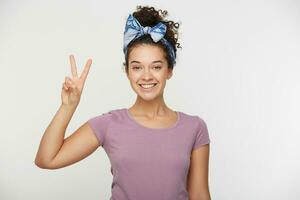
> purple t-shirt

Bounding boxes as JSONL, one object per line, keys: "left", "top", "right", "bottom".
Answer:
{"left": 87, "top": 108, "right": 210, "bottom": 200}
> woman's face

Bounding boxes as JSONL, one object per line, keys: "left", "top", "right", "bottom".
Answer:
{"left": 126, "top": 44, "right": 173, "bottom": 101}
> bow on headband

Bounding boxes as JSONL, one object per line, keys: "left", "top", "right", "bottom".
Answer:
{"left": 123, "top": 14, "right": 176, "bottom": 65}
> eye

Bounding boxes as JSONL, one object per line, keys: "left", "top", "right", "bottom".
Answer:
{"left": 132, "top": 66, "right": 141, "bottom": 70}
{"left": 153, "top": 66, "right": 162, "bottom": 70}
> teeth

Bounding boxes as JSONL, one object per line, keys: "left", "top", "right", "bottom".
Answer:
{"left": 140, "top": 84, "right": 156, "bottom": 89}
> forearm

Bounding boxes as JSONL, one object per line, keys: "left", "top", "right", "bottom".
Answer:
{"left": 198, "top": 189, "right": 211, "bottom": 200}
{"left": 199, "top": 193, "right": 211, "bottom": 200}
{"left": 188, "top": 186, "right": 211, "bottom": 200}
{"left": 189, "top": 193, "right": 211, "bottom": 200}
{"left": 34, "top": 104, "right": 77, "bottom": 166}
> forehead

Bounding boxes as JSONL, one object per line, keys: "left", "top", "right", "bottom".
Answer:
{"left": 128, "top": 44, "right": 166, "bottom": 63}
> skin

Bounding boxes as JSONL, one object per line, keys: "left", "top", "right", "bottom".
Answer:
{"left": 125, "top": 44, "right": 177, "bottom": 127}
{"left": 34, "top": 45, "right": 210, "bottom": 200}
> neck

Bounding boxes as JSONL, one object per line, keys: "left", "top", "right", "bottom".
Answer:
{"left": 129, "top": 94, "right": 172, "bottom": 117}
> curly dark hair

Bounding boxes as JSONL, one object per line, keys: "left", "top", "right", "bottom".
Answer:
{"left": 123, "top": 5, "right": 182, "bottom": 73}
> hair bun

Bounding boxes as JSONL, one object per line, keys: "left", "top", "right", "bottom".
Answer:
{"left": 123, "top": 5, "right": 182, "bottom": 71}
{"left": 132, "top": 5, "right": 181, "bottom": 51}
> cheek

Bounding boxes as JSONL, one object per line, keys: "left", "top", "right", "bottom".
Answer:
{"left": 156, "top": 71, "right": 169, "bottom": 80}
{"left": 128, "top": 74, "right": 139, "bottom": 84}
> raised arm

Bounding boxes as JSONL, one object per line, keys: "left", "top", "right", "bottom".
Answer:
{"left": 34, "top": 55, "right": 99, "bottom": 169}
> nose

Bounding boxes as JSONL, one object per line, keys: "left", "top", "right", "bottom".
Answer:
{"left": 141, "top": 68, "right": 153, "bottom": 80}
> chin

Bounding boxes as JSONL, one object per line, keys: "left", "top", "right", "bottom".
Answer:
{"left": 137, "top": 91, "right": 164, "bottom": 101}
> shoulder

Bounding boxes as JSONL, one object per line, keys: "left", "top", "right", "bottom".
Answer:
{"left": 179, "top": 110, "right": 206, "bottom": 127}
{"left": 88, "top": 107, "right": 126, "bottom": 123}
{"left": 87, "top": 108, "right": 126, "bottom": 146}
{"left": 87, "top": 108, "right": 126, "bottom": 139}
{"left": 178, "top": 111, "right": 209, "bottom": 138}
{"left": 180, "top": 111, "right": 211, "bottom": 150}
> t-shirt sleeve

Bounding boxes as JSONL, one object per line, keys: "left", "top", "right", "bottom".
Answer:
{"left": 87, "top": 111, "right": 113, "bottom": 146}
{"left": 192, "top": 116, "right": 211, "bottom": 150}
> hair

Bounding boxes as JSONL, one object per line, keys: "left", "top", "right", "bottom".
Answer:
{"left": 123, "top": 5, "right": 182, "bottom": 74}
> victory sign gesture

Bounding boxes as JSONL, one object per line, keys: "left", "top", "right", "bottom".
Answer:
{"left": 61, "top": 55, "right": 92, "bottom": 107}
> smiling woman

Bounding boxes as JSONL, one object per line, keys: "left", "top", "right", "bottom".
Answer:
{"left": 34, "top": 4, "right": 211, "bottom": 200}
{"left": 126, "top": 44, "right": 173, "bottom": 100}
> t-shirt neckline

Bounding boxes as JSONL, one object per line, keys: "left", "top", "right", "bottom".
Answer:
{"left": 124, "top": 108, "right": 181, "bottom": 131}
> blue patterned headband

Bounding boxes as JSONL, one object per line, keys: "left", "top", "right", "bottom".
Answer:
{"left": 123, "top": 14, "right": 176, "bottom": 66}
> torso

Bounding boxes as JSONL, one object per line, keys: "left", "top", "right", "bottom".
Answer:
{"left": 87, "top": 108, "right": 210, "bottom": 199}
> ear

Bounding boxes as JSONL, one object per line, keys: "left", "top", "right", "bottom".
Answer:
{"left": 125, "top": 66, "right": 129, "bottom": 79}
{"left": 167, "top": 68, "right": 173, "bottom": 80}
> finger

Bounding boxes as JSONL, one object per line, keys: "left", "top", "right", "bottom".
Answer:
{"left": 62, "top": 82, "right": 69, "bottom": 91}
{"left": 64, "top": 83, "right": 69, "bottom": 90}
{"left": 65, "top": 81, "right": 70, "bottom": 88}
{"left": 65, "top": 76, "right": 74, "bottom": 85}
{"left": 66, "top": 80, "right": 73, "bottom": 88}
{"left": 69, "top": 54, "right": 78, "bottom": 78}
{"left": 80, "top": 58, "right": 92, "bottom": 81}
{"left": 66, "top": 77, "right": 72, "bottom": 84}
{"left": 66, "top": 79, "right": 76, "bottom": 90}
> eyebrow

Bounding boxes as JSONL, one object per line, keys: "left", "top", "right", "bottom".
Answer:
{"left": 130, "top": 60, "right": 163, "bottom": 64}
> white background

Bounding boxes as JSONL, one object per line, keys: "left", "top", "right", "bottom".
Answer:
{"left": 1, "top": 0, "right": 299, "bottom": 199}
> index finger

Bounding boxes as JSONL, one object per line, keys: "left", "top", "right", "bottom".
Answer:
{"left": 80, "top": 58, "right": 92, "bottom": 81}
{"left": 69, "top": 54, "right": 78, "bottom": 78}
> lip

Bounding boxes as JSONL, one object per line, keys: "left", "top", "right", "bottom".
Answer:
{"left": 138, "top": 83, "right": 158, "bottom": 91}
{"left": 139, "top": 83, "right": 157, "bottom": 85}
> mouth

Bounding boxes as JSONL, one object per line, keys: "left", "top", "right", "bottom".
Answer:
{"left": 138, "top": 83, "right": 158, "bottom": 90}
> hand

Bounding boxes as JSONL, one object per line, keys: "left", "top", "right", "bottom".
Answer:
{"left": 61, "top": 54, "right": 92, "bottom": 107}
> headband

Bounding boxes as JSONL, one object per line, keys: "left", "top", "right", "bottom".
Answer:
{"left": 123, "top": 14, "right": 176, "bottom": 66}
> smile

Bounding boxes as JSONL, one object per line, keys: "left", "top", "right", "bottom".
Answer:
{"left": 138, "top": 83, "right": 157, "bottom": 89}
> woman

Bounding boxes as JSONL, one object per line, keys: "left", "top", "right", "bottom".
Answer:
{"left": 35, "top": 5, "right": 211, "bottom": 200}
